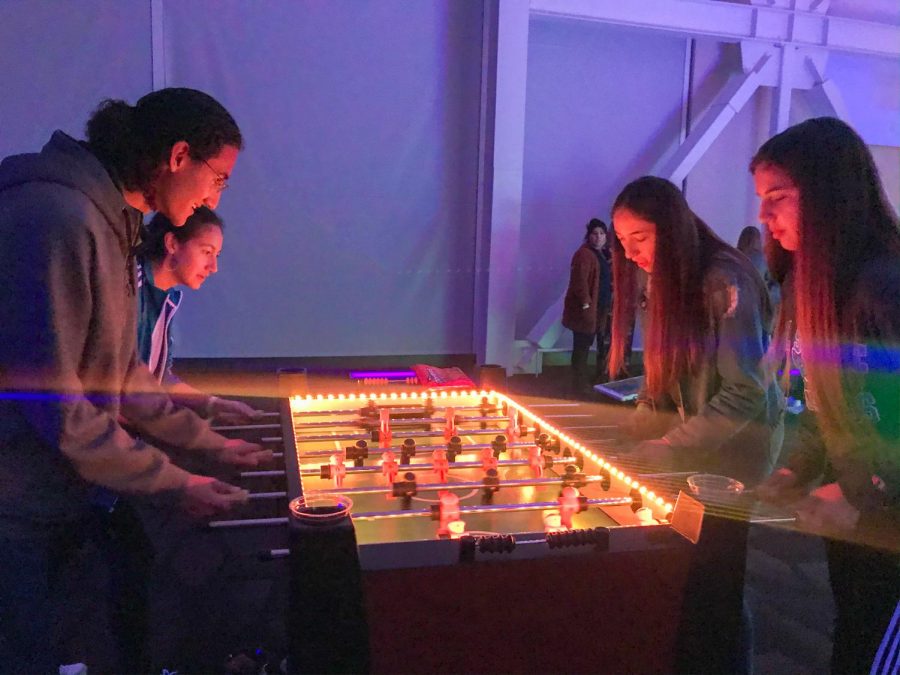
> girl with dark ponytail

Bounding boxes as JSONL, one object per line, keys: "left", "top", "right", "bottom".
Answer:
{"left": 752, "top": 117, "right": 900, "bottom": 674}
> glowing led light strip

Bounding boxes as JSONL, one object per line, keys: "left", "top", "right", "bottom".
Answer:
{"left": 290, "top": 389, "right": 679, "bottom": 514}
{"left": 493, "top": 392, "right": 675, "bottom": 516}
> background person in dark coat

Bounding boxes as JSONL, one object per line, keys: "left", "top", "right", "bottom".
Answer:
{"left": 562, "top": 218, "right": 612, "bottom": 396}
{"left": 737, "top": 224, "right": 781, "bottom": 310}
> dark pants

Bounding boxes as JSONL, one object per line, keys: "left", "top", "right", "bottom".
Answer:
{"left": 571, "top": 327, "right": 610, "bottom": 394}
{"left": 0, "top": 502, "right": 154, "bottom": 674}
{"left": 674, "top": 510, "right": 751, "bottom": 674}
{"left": 827, "top": 539, "right": 900, "bottom": 674}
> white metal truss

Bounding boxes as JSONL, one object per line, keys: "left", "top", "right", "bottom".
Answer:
{"left": 500, "top": 0, "right": 897, "bottom": 372}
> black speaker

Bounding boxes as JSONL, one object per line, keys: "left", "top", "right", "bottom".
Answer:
{"left": 286, "top": 505, "right": 370, "bottom": 674}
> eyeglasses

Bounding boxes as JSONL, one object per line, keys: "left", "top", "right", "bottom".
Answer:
{"left": 202, "top": 159, "right": 229, "bottom": 192}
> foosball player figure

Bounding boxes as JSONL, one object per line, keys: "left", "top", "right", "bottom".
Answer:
{"left": 360, "top": 398, "right": 378, "bottom": 422}
{"left": 392, "top": 471, "right": 418, "bottom": 509}
{"left": 432, "top": 448, "right": 449, "bottom": 483}
{"left": 436, "top": 491, "right": 460, "bottom": 537}
{"left": 400, "top": 438, "right": 416, "bottom": 465}
{"left": 561, "top": 464, "right": 587, "bottom": 489}
{"left": 378, "top": 408, "right": 392, "bottom": 448}
{"left": 490, "top": 434, "right": 507, "bottom": 459}
{"left": 480, "top": 447, "right": 498, "bottom": 473}
{"left": 381, "top": 450, "right": 399, "bottom": 485}
{"left": 443, "top": 407, "right": 456, "bottom": 442}
{"left": 345, "top": 439, "right": 369, "bottom": 467}
{"left": 330, "top": 453, "right": 347, "bottom": 489}
{"left": 536, "top": 432, "right": 560, "bottom": 455}
{"left": 446, "top": 435, "right": 463, "bottom": 462}
{"left": 482, "top": 468, "right": 500, "bottom": 504}
{"left": 423, "top": 395, "right": 435, "bottom": 419}
{"left": 558, "top": 486, "right": 584, "bottom": 529}
{"left": 479, "top": 396, "right": 493, "bottom": 429}
{"left": 528, "top": 446, "right": 543, "bottom": 478}
{"left": 507, "top": 408, "right": 519, "bottom": 441}
{"left": 598, "top": 466, "right": 611, "bottom": 491}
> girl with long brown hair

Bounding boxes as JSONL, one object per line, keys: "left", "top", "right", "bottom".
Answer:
{"left": 752, "top": 117, "right": 900, "bottom": 673}
{"left": 609, "top": 176, "right": 784, "bottom": 486}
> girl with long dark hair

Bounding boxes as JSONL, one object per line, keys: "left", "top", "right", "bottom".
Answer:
{"left": 752, "top": 117, "right": 900, "bottom": 673}
{"left": 609, "top": 176, "right": 784, "bottom": 486}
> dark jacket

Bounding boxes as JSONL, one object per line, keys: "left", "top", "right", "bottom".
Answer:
{"left": 743, "top": 248, "right": 781, "bottom": 310}
{"left": 0, "top": 132, "right": 224, "bottom": 531}
{"left": 136, "top": 257, "right": 213, "bottom": 415}
{"left": 137, "top": 258, "right": 183, "bottom": 385}
{"left": 639, "top": 249, "right": 785, "bottom": 486}
{"left": 563, "top": 244, "right": 611, "bottom": 334}
{"left": 783, "top": 257, "right": 900, "bottom": 545}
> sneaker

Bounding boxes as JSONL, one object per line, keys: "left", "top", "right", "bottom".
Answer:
{"left": 59, "top": 665, "right": 88, "bottom": 675}
{"left": 786, "top": 396, "right": 805, "bottom": 415}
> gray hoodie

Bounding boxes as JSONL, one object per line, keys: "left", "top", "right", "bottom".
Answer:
{"left": 0, "top": 131, "right": 225, "bottom": 532}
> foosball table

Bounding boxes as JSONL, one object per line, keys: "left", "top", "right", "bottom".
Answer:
{"left": 279, "top": 387, "right": 731, "bottom": 674}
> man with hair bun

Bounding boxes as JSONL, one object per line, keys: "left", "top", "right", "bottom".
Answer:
{"left": 0, "top": 88, "right": 267, "bottom": 672}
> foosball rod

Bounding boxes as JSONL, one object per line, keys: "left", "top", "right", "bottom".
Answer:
{"left": 293, "top": 403, "right": 495, "bottom": 417}
{"left": 293, "top": 414, "right": 515, "bottom": 429}
{"left": 241, "top": 454, "right": 580, "bottom": 479}
{"left": 306, "top": 474, "right": 608, "bottom": 497}
{"left": 295, "top": 440, "right": 536, "bottom": 458}
{"left": 351, "top": 495, "right": 633, "bottom": 520}
{"left": 292, "top": 426, "right": 525, "bottom": 443}
{"left": 210, "top": 516, "right": 289, "bottom": 528}
{"left": 211, "top": 423, "right": 281, "bottom": 432}
{"left": 298, "top": 456, "right": 579, "bottom": 476}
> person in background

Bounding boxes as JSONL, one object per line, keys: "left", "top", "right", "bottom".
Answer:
{"left": 0, "top": 88, "right": 268, "bottom": 673}
{"left": 609, "top": 176, "right": 784, "bottom": 487}
{"left": 752, "top": 117, "right": 900, "bottom": 674}
{"left": 737, "top": 224, "right": 781, "bottom": 310}
{"left": 137, "top": 207, "right": 263, "bottom": 424}
{"left": 562, "top": 218, "right": 613, "bottom": 397}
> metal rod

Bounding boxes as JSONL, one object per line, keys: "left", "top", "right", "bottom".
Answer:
{"left": 308, "top": 474, "right": 606, "bottom": 497}
{"left": 298, "top": 456, "right": 579, "bottom": 476}
{"left": 352, "top": 496, "right": 632, "bottom": 520}
{"left": 249, "top": 491, "right": 288, "bottom": 500}
{"left": 293, "top": 432, "right": 369, "bottom": 443}
{"left": 295, "top": 440, "right": 537, "bottom": 459}
{"left": 209, "top": 516, "right": 289, "bottom": 528}
{"left": 636, "top": 470, "right": 697, "bottom": 478}
{"left": 294, "top": 426, "right": 525, "bottom": 444}
{"left": 241, "top": 470, "right": 287, "bottom": 478}
{"left": 261, "top": 436, "right": 284, "bottom": 444}
{"left": 294, "top": 415, "right": 510, "bottom": 430}
{"left": 293, "top": 404, "right": 493, "bottom": 419}
{"left": 211, "top": 423, "right": 281, "bottom": 432}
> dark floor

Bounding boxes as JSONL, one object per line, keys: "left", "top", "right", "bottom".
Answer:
{"left": 63, "top": 364, "right": 834, "bottom": 674}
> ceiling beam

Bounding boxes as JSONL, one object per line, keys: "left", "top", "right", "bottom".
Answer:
{"left": 530, "top": 0, "right": 900, "bottom": 59}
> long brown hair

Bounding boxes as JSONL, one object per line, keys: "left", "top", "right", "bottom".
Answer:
{"left": 608, "top": 176, "right": 731, "bottom": 397}
{"left": 751, "top": 117, "right": 900, "bottom": 445}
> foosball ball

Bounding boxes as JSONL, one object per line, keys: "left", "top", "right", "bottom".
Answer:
{"left": 278, "top": 388, "right": 728, "bottom": 674}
